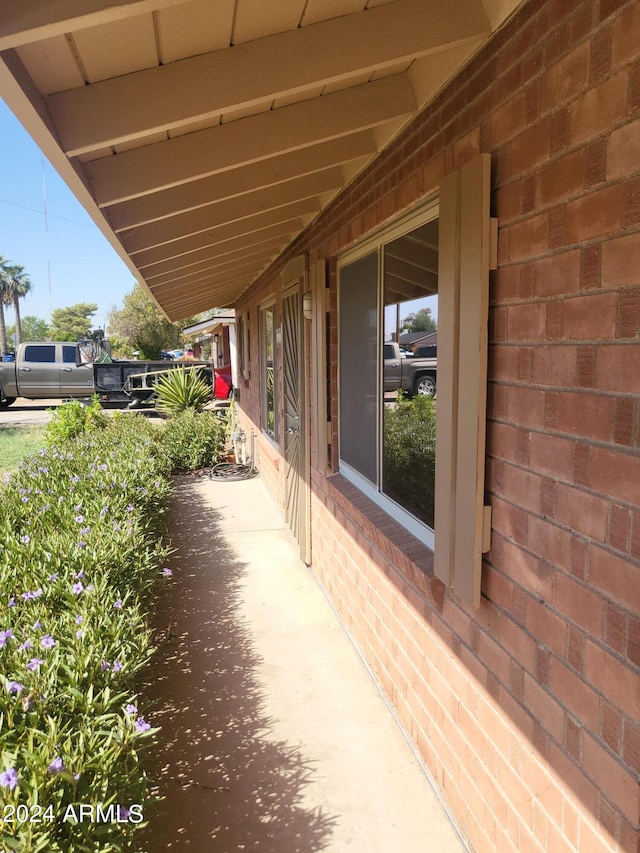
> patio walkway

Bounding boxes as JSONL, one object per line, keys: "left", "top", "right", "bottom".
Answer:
{"left": 138, "top": 473, "right": 465, "bottom": 852}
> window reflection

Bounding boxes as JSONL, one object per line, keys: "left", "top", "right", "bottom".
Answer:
{"left": 382, "top": 219, "right": 439, "bottom": 529}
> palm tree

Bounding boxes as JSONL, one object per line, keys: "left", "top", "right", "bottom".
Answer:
{"left": 4, "top": 263, "right": 32, "bottom": 346}
{"left": 0, "top": 257, "right": 10, "bottom": 358}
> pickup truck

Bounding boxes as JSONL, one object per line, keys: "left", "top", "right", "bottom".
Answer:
{"left": 383, "top": 341, "right": 437, "bottom": 397}
{"left": 0, "top": 342, "right": 95, "bottom": 406}
{"left": 0, "top": 341, "right": 216, "bottom": 407}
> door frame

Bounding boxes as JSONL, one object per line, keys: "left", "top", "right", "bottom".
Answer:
{"left": 280, "top": 257, "right": 311, "bottom": 565}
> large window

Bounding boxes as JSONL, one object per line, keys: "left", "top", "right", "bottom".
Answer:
{"left": 337, "top": 154, "right": 493, "bottom": 608}
{"left": 260, "top": 302, "right": 276, "bottom": 441}
{"left": 339, "top": 204, "right": 439, "bottom": 548}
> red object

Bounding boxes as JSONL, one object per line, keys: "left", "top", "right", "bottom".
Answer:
{"left": 214, "top": 364, "right": 233, "bottom": 399}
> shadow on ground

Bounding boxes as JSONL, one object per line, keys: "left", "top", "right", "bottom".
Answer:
{"left": 138, "top": 477, "right": 337, "bottom": 852}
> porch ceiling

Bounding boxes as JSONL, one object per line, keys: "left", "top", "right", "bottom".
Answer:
{"left": 0, "top": 0, "right": 522, "bottom": 320}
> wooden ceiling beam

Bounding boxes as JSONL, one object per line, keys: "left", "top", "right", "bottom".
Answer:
{"left": 84, "top": 75, "right": 416, "bottom": 205}
{"left": 119, "top": 168, "right": 342, "bottom": 253}
{"left": 150, "top": 251, "right": 278, "bottom": 293}
{"left": 145, "top": 240, "right": 285, "bottom": 286}
{"left": 47, "top": 0, "right": 488, "bottom": 155}
{"left": 106, "top": 133, "right": 375, "bottom": 229}
{"left": 134, "top": 218, "right": 303, "bottom": 270}
{"left": 0, "top": 0, "right": 194, "bottom": 50}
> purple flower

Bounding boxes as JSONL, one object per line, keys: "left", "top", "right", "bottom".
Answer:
{"left": 124, "top": 703, "right": 137, "bottom": 715}
{"left": 112, "top": 661, "right": 123, "bottom": 672}
{"left": 0, "top": 629, "right": 13, "bottom": 648}
{"left": 86, "top": 584, "right": 94, "bottom": 592}
{"left": 73, "top": 773, "right": 81, "bottom": 782}
{"left": 113, "top": 600, "right": 123, "bottom": 609}
{"left": 76, "top": 542, "right": 86, "bottom": 549}
{"left": 6, "top": 681, "right": 24, "bottom": 694}
{"left": 75, "top": 571, "right": 84, "bottom": 580}
{"left": 75, "top": 515, "right": 84, "bottom": 523}
{"left": 72, "top": 583, "right": 84, "bottom": 595}
{"left": 20, "top": 535, "right": 30, "bottom": 544}
{"left": 75, "top": 615, "right": 83, "bottom": 625}
{"left": 99, "top": 506, "right": 109, "bottom": 517}
{"left": 162, "top": 568, "right": 173, "bottom": 578}
{"left": 101, "top": 660, "right": 110, "bottom": 671}
{"left": 0, "top": 768, "right": 18, "bottom": 791}
{"left": 135, "top": 717, "right": 151, "bottom": 732}
{"left": 48, "top": 757, "right": 64, "bottom": 774}
{"left": 48, "top": 573, "right": 58, "bottom": 582}
{"left": 32, "top": 620, "right": 42, "bottom": 630}
{"left": 8, "top": 598, "right": 15, "bottom": 608}
{"left": 119, "top": 806, "right": 131, "bottom": 821}
{"left": 18, "top": 640, "right": 33, "bottom": 652}
{"left": 75, "top": 629, "right": 84, "bottom": 639}
{"left": 41, "top": 635, "right": 56, "bottom": 650}
{"left": 80, "top": 527, "right": 90, "bottom": 536}
{"left": 27, "top": 658, "right": 45, "bottom": 671}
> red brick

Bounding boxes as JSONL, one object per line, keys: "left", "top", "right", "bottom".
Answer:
{"left": 612, "top": 2, "right": 640, "bottom": 67}
{"left": 582, "top": 732, "right": 640, "bottom": 824}
{"left": 534, "top": 249, "right": 581, "bottom": 298}
{"left": 540, "top": 42, "right": 590, "bottom": 114}
{"left": 557, "top": 393, "right": 615, "bottom": 441}
{"left": 618, "top": 290, "right": 640, "bottom": 339}
{"left": 592, "top": 445, "right": 640, "bottom": 503}
{"left": 624, "top": 720, "right": 640, "bottom": 774}
{"left": 628, "top": 616, "right": 640, "bottom": 667}
{"left": 507, "top": 214, "right": 549, "bottom": 262}
{"left": 562, "top": 292, "right": 617, "bottom": 341}
{"left": 554, "top": 570, "right": 605, "bottom": 635}
{"left": 590, "top": 544, "right": 640, "bottom": 613}
{"left": 526, "top": 597, "right": 567, "bottom": 656}
{"left": 580, "top": 244, "right": 601, "bottom": 290}
{"left": 604, "top": 601, "right": 627, "bottom": 655}
{"left": 564, "top": 714, "right": 583, "bottom": 759}
{"left": 507, "top": 386, "right": 547, "bottom": 428}
{"left": 613, "top": 398, "right": 635, "bottom": 446}
{"left": 585, "top": 640, "right": 640, "bottom": 719}
{"left": 529, "top": 431, "right": 574, "bottom": 480}
{"left": 607, "top": 117, "right": 640, "bottom": 182}
{"left": 570, "top": 72, "right": 629, "bottom": 146}
{"left": 601, "top": 701, "right": 623, "bottom": 754}
{"left": 556, "top": 483, "right": 608, "bottom": 541}
{"left": 601, "top": 232, "right": 640, "bottom": 287}
{"left": 508, "top": 302, "right": 546, "bottom": 341}
{"left": 550, "top": 658, "right": 600, "bottom": 730}
{"left": 492, "top": 93, "right": 527, "bottom": 147}
{"left": 567, "top": 627, "right": 585, "bottom": 672}
{"left": 608, "top": 504, "right": 630, "bottom": 551}
{"left": 528, "top": 515, "right": 571, "bottom": 565}
{"left": 566, "top": 184, "right": 623, "bottom": 244}
{"left": 538, "top": 150, "right": 584, "bottom": 206}
{"left": 532, "top": 345, "right": 579, "bottom": 387}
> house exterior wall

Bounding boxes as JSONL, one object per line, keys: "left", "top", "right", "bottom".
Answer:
{"left": 234, "top": 0, "right": 640, "bottom": 849}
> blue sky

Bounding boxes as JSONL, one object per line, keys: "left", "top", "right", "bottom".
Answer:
{"left": 0, "top": 99, "right": 137, "bottom": 332}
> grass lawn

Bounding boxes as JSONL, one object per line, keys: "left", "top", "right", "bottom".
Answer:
{"left": 0, "top": 424, "right": 48, "bottom": 476}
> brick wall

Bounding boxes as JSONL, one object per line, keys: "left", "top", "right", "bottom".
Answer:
{"left": 236, "top": 0, "right": 640, "bottom": 849}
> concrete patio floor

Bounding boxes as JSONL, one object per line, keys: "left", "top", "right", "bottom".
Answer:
{"left": 138, "top": 473, "right": 465, "bottom": 852}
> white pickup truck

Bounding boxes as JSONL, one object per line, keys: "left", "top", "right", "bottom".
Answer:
{"left": 0, "top": 342, "right": 95, "bottom": 406}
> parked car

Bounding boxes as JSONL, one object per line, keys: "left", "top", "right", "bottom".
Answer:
{"left": 384, "top": 341, "right": 437, "bottom": 397}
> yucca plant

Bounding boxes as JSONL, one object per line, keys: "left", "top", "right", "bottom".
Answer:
{"left": 153, "top": 367, "right": 212, "bottom": 416}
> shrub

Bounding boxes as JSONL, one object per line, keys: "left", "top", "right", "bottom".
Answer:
{"left": 45, "top": 396, "right": 109, "bottom": 445}
{"left": 0, "top": 414, "right": 172, "bottom": 851}
{"left": 160, "top": 408, "right": 226, "bottom": 472}
{"left": 383, "top": 394, "right": 436, "bottom": 528}
{"left": 153, "top": 367, "right": 211, "bottom": 416}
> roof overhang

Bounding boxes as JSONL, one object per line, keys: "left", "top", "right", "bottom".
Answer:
{"left": 0, "top": 0, "right": 525, "bottom": 320}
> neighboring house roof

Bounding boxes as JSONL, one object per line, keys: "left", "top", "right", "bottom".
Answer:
{"left": 183, "top": 312, "right": 235, "bottom": 338}
{"left": 399, "top": 330, "right": 438, "bottom": 347}
{"left": 0, "top": 0, "right": 525, "bottom": 320}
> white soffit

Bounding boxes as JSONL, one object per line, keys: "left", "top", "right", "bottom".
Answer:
{"left": 0, "top": 0, "right": 525, "bottom": 320}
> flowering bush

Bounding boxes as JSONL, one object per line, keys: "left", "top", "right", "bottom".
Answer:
{"left": 0, "top": 413, "right": 172, "bottom": 851}
{"left": 45, "top": 396, "right": 109, "bottom": 445}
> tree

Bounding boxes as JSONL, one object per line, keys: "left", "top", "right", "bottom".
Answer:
{"left": 401, "top": 307, "right": 437, "bottom": 334}
{"left": 0, "top": 256, "right": 9, "bottom": 357}
{"left": 3, "top": 263, "right": 32, "bottom": 346}
{"left": 108, "top": 284, "right": 189, "bottom": 359}
{"left": 49, "top": 303, "right": 98, "bottom": 341}
{"left": 6, "top": 316, "right": 49, "bottom": 343}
